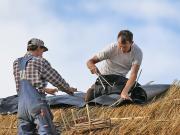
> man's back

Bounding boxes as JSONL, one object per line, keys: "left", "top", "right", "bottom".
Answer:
{"left": 13, "top": 52, "right": 71, "bottom": 93}
{"left": 13, "top": 53, "right": 47, "bottom": 92}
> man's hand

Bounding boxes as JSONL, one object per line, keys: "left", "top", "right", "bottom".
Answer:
{"left": 120, "top": 64, "right": 140, "bottom": 101}
{"left": 120, "top": 90, "right": 132, "bottom": 101}
{"left": 44, "top": 88, "right": 58, "bottom": 95}
{"left": 64, "top": 87, "right": 77, "bottom": 95}
{"left": 89, "top": 66, "right": 101, "bottom": 75}
{"left": 87, "top": 56, "right": 101, "bottom": 75}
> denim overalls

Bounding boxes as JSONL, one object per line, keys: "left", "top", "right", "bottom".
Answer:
{"left": 17, "top": 56, "right": 59, "bottom": 135}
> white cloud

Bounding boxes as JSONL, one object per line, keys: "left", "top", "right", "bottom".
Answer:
{"left": 111, "top": 1, "right": 178, "bottom": 20}
{"left": 78, "top": 0, "right": 180, "bottom": 23}
{"left": 133, "top": 25, "right": 180, "bottom": 84}
{"left": 0, "top": 0, "right": 56, "bottom": 97}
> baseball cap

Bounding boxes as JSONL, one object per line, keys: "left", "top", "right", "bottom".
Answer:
{"left": 27, "top": 38, "right": 48, "bottom": 52}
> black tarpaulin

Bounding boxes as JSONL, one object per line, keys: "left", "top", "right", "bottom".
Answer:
{"left": 0, "top": 84, "right": 170, "bottom": 115}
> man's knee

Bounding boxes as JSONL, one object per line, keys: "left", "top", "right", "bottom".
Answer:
{"left": 85, "top": 84, "right": 104, "bottom": 102}
{"left": 85, "top": 84, "right": 96, "bottom": 102}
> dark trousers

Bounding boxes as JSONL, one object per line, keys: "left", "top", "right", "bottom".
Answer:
{"left": 85, "top": 75, "right": 140, "bottom": 102}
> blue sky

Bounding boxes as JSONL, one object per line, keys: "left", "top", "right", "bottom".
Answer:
{"left": 0, "top": 0, "right": 180, "bottom": 98}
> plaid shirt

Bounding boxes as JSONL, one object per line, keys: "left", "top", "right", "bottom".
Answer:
{"left": 13, "top": 52, "right": 70, "bottom": 92}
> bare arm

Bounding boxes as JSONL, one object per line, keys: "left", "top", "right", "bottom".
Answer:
{"left": 121, "top": 64, "right": 140, "bottom": 100}
{"left": 87, "top": 56, "right": 101, "bottom": 74}
{"left": 43, "top": 88, "right": 58, "bottom": 95}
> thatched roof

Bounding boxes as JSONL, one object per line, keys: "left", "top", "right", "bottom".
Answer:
{"left": 0, "top": 82, "right": 179, "bottom": 135}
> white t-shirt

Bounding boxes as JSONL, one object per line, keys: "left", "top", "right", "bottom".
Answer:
{"left": 95, "top": 42, "right": 143, "bottom": 76}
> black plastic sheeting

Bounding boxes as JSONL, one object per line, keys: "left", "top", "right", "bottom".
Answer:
{"left": 87, "top": 84, "right": 170, "bottom": 106}
{"left": 0, "top": 93, "right": 86, "bottom": 115}
{"left": 0, "top": 95, "right": 18, "bottom": 114}
{"left": 0, "top": 84, "right": 170, "bottom": 115}
{"left": 131, "top": 84, "right": 170, "bottom": 103}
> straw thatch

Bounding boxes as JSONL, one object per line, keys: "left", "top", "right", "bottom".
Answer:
{"left": 0, "top": 82, "right": 179, "bottom": 135}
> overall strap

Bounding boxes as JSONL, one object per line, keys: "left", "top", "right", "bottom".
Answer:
{"left": 18, "top": 56, "right": 33, "bottom": 80}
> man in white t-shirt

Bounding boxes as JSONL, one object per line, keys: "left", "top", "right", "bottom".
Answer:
{"left": 85, "top": 30, "right": 143, "bottom": 102}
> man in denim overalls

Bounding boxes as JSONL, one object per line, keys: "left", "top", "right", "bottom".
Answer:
{"left": 13, "top": 38, "right": 77, "bottom": 135}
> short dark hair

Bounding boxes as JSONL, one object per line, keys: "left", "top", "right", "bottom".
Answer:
{"left": 117, "top": 30, "right": 133, "bottom": 44}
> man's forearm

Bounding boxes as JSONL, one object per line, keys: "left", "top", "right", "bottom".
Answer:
{"left": 87, "top": 56, "right": 101, "bottom": 74}
{"left": 122, "top": 74, "right": 137, "bottom": 93}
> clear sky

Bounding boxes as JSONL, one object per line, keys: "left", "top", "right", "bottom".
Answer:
{"left": 0, "top": 0, "right": 180, "bottom": 98}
